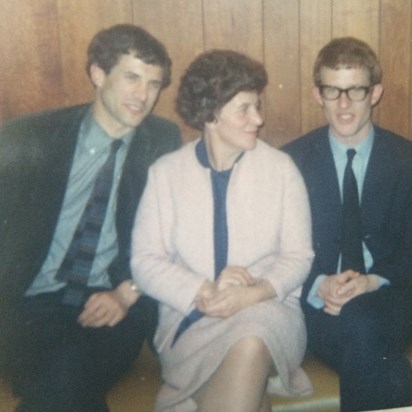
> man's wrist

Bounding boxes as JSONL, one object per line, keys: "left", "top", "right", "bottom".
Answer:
{"left": 307, "top": 274, "right": 327, "bottom": 309}
{"left": 129, "top": 280, "right": 140, "bottom": 294}
{"left": 114, "top": 280, "right": 140, "bottom": 308}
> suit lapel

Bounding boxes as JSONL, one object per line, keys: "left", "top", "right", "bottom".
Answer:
{"left": 310, "top": 133, "right": 342, "bottom": 213}
{"left": 305, "top": 132, "right": 342, "bottom": 273}
{"left": 361, "top": 130, "right": 396, "bottom": 227}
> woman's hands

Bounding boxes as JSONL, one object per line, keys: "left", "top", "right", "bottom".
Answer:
{"left": 195, "top": 266, "right": 276, "bottom": 318}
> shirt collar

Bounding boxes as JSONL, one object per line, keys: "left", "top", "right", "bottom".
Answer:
{"left": 195, "top": 137, "right": 243, "bottom": 173}
{"left": 328, "top": 127, "right": 375, "bottom": 161}
{"left": 196, "top": 137, "right": 213, "bottom": 169}
{"left": 80, "top": 108, "right": 134, "bottom": 152}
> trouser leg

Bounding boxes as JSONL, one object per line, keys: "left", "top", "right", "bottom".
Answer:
{"left": 305, "top": 287, "right": 412, "bottom": 412}
{"left": 4, "top": 291, "right": 156, "bottom": 412}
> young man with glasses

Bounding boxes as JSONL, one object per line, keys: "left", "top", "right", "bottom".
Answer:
{"left": 283, "top": 37, "right": 412, "bottom": 411}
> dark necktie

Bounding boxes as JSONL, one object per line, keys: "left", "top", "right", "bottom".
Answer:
{"left": 56, "top": 139, "right": 123, "bottom": 306}
{"left": 340, "top": 148, "right": 365, "bottom": 273}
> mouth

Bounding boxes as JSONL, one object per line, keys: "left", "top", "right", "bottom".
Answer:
{"left": 336, "top": 113, "right": 354, "bottom": 123}
{"left": 125, "top": 103, "right": 145, "bottom": 115}
{"left": 246, "top": 130, "right": 259, "bottom": 137}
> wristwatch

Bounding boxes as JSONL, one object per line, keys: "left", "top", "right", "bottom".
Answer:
{"left": 130, "top": 280, "right": 140, "bottom": 294}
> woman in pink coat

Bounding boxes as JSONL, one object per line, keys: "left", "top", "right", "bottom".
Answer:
{"left": 131, "top": 50, "right": 314, "bottom": 411}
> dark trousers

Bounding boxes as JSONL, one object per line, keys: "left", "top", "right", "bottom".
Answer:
{"left": 2, "top": 289, "right": 158, "bottom": 412}
{"left": 304, "top": 286, "right": 412, "bottom": 412}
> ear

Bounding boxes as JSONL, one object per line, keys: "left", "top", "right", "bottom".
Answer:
{"left": 205, "top": 112, "right": 219, "bottom": 129}
{"left": 90, "top": 64, "right": 106, "bottom": 88}
{"left": 312, "top": 86, "right": 324, "bottom": 107}
{"left": 370, "top": 83, "right": 384, "bottom": 106}
{"left": 205, "top": 120, "right": 217, "bottom": 133}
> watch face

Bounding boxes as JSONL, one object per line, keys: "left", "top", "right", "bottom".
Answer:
{"left": 130, "top": 281, "right": 139, "bottom": 292}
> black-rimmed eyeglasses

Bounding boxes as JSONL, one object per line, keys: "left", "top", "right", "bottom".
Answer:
{"left": 318, "top": 85, "right": 372, "bottom": 102}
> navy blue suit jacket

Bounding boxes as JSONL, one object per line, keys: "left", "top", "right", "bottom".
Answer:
{"left": 283, "top": 125, "right": 412, "bottom": 309}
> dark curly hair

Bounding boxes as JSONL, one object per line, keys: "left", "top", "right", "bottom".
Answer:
{"left": 86, "top": 24, "right": 172, "bottom": 88}
{"left": 176, "top": 50, "right": 267, "bottom": 130}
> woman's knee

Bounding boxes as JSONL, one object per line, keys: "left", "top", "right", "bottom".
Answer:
{"left": 229, "top": 336, "right": 272, "bottom": 367}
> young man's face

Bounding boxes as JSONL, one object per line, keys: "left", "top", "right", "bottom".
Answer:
{"left": 313, "top": 66, "right": 383, "bottom": 146}
{"left": 91, "top": 53, "right": 164, "bottom": 138}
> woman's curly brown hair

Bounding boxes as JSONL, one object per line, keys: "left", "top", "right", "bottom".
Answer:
{"left": 176, "top": 50, "right": 267, "bottom": 131}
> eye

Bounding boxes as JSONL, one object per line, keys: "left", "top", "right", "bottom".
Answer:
{"left": 322, "top": 86, "right": 340, "bottom": 98}
{"left": 125, "top": 72, "right": 140, "bottom": 82}
{"left": 148, "top": 80, "right": 162, "bottom": 91}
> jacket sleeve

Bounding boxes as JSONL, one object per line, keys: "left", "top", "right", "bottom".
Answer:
{"left": 109, "top": 117, "right": 181, "bottom": 287}
{"left": 130, "top": 164, "right": 205, "bottom": 315}
{"left": 246, "top": 156, "right": 314, "bottom": 301}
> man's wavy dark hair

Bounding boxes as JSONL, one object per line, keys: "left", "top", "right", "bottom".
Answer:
{"left": 86, "top": 24, "right": 172, "bottom": 88}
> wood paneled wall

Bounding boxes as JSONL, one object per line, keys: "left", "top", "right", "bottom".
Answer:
{"left": 1, "top": 0, "right": 411, "bottom": 146}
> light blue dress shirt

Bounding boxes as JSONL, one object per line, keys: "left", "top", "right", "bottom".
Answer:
{"left": 307, "top": 127, "right": 390, "bottom": 309}
{"left": 26, "top": 109, "right": 133, "bottom": 296}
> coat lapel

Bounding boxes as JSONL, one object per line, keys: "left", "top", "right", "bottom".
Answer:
{"left": 361, "top": 129, "right": 396, "bottom": 229}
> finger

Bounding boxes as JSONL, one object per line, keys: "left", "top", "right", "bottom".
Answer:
{"left": 201, "top": 294, "right": 232, "bottom": 316}
{"left": 323, "top": 297, "right": 343, "bottom": 314}
{"left": 105, "top": 310, "right": 123, "bottom": 327}
{"left": 221, "top": 267, "right": 254, "bottom": 286}
{"left": 323, "top": 305, "right": 340, "bottom": 316}
{"left": 79, "top": 302, "right": 109, "bottom": 326}
{"left": 324, "top": 294, "right": 346, "bottom": 311}
{"left": 234, "top": 267, "right": 255, "bottom": 285}
{"left": 84, "top": 309, "right": 116, "bottom": 328}
{"left": 336, "top": 283, "right": 355, "bottom": 297}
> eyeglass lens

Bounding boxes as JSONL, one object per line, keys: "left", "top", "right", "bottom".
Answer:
{"left": 320, "top": 86, "right": 370, "bottom": 101}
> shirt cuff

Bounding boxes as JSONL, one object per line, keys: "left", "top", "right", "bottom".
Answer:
{"left": 307, "top": 274, "right": 327, "bottom": 309}
{"left": 376, "top": 275, "right": 390, "bottom": 288}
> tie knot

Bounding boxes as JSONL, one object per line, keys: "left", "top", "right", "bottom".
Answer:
{"left": 347, "top": 148, "right": 356, "bottom": 164}
{"left": 111, "top": 139, "right": 123, "bottom": 153}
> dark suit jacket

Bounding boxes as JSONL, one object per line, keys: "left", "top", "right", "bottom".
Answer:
{"left": 0, "top": 104, "right": 181, "bottom": 323}
{"left": 283, "top": 125, "right": 412, "bottom": 308}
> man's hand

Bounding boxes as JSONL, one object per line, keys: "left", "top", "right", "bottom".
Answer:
{"left": 78, "top": 280, "right": 140, "bottom": 328}
{"left": 318, "top": 271, "right": 380, "bottom": 315}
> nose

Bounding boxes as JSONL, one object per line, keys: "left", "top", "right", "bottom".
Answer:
{"left": 134, "top": 81, "right": 149, "bottom": 102}
{"left": 337, "top": 91, "right": 351, "bottom": 108}
{"left": 251, "top": 107, "right": 264, "bottom": 126}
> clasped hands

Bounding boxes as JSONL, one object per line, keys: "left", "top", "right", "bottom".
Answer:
{"left": 317, "top": 270, "right": 380, "bottom": 315}
{"left": 195, "top": 266, "right": 275, "bottom": 318}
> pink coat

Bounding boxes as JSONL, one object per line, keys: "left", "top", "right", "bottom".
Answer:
{"left": 131, "top": 138, "right": 314, "bottom": 411}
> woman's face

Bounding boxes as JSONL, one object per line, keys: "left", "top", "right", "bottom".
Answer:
{"left": 209, "top": 90, "right": 263, "bottom": 158}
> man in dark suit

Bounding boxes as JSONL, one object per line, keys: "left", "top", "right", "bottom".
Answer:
{"left": 0, "top": 24, "right": 180, "bottom": 411}
{"left": 283, "top": 37, "right": 412, "bottom": 412}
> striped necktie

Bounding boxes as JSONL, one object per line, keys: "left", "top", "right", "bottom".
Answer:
{"left": 56, "top": 139, "right": 123, "bottom": 306}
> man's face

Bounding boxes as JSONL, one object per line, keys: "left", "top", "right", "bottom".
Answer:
{"left": 91, "top": 54, "right": 164, "bottom": 138}
{"left": 313, "top": 66, "right": 383, "bottom": 146}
